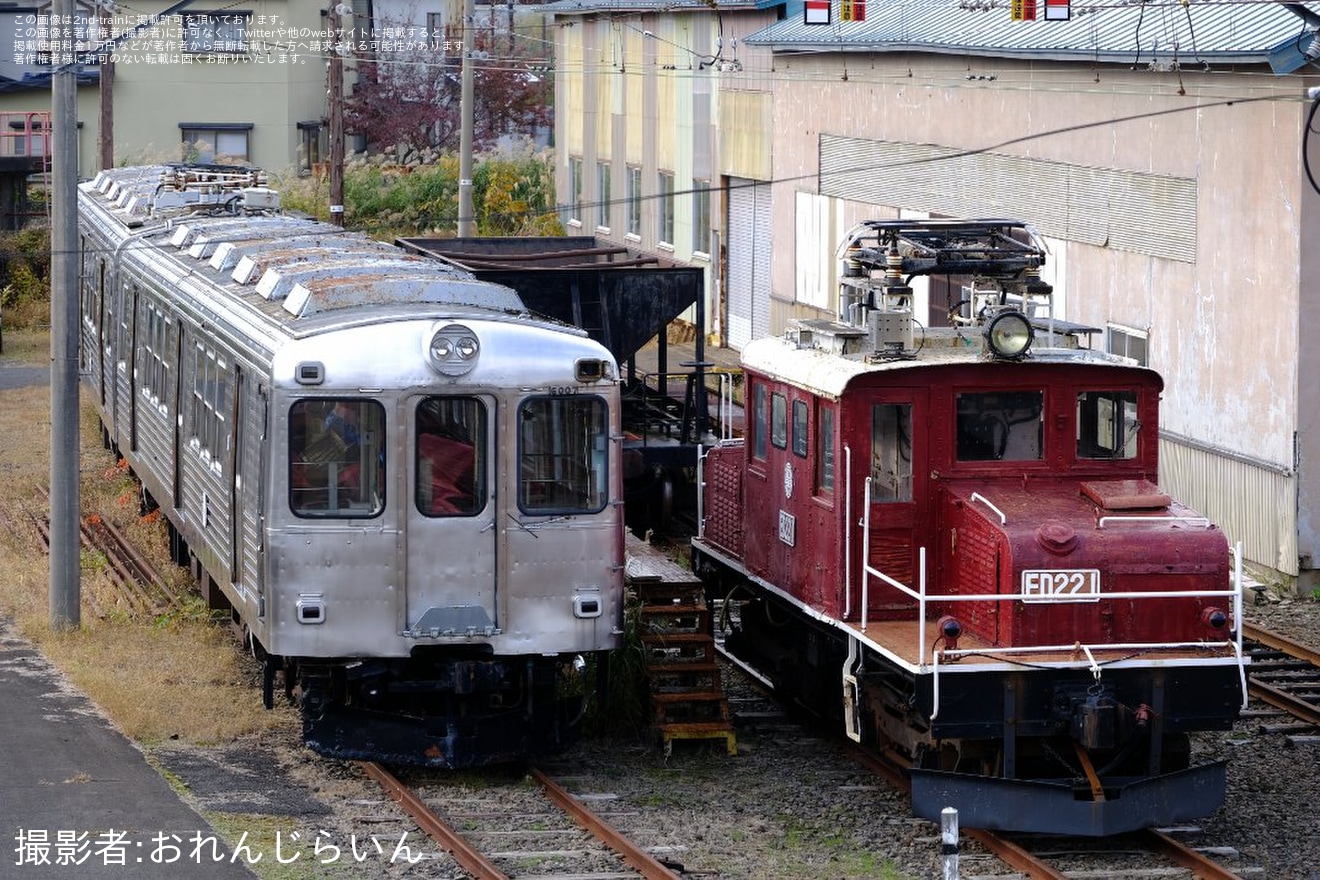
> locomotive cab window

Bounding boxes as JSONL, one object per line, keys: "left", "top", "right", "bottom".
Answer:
{"left": 792, "top": 399, "right": 808, "bottom": 458}
{"left": 956, "top": 391, "right": 1044, "bottom": 462}
{"left": 518, "top": 395, "right": 608, "bottom": 514}
{"left": 871, "top": 403, "right": 913, "bottom": 502}
{"left": 771, "top": 393, "right": 788, "bottom": 450}
{"left": 416, "top": 396, "right": 486, "bottom": 516}
{"left": 1077, "top": 389, "right": 1139, "bottom": 460}
{"left": 289, "top": 399, "right": 385, "bottom": 517}
{"left": 752, "top": 383, "right": 768, "bottom": 461}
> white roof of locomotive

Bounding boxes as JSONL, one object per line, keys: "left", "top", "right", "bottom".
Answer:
{"left": 741, "top": 326, "right": 1142, "bottom": 400}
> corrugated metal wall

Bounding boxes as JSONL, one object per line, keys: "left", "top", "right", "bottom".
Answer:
{"left": 1160, "top": 434, "right": 1297, "bottom": 576}
{"left": 818, "top": 135, "right": 1197, "bottom": 263}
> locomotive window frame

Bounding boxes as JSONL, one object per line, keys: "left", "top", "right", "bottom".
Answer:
{"left": 792, "top": 399, "right": 808, "bottom": 458}
{"left": 871, "top": 402, "right": 913, "bottom": 502}
{"left": 288, "top": 398, "right": 387, "bottom": 518}
{"left": 1076, "top": 389, "right": 1140, "bottom": 460}
{"left": 752, "top": 383, "right": 768, "bottom": 461}
{"left": 415, "top": 396, "right": 487, "bottom": 517}
{"left": 954, "top": 390, "right": 1045, "bottom": 463}
{"left": 816, "top": 403, "right": 835, "bottom": 494}
{"left": 517, "top": 394, "right": 610, "bottom": 516}
{"left": 771, "top": 393, "right": 788, "bottom": 450}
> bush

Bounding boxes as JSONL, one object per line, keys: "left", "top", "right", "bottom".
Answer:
{"left": 0, "top": 225, "right": 51, "bottom": 330}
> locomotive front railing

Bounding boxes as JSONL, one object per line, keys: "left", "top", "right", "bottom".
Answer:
{"left": 857, "top": 478, "right": 1249, "bottom": 714}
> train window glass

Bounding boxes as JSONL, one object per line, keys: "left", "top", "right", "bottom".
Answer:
{"left": 792, "top": 399, "right": 808, "bottom": 458}
{"left": 817, "top": 405, "right": 835, "bottom": 493}
{"left": 1077, "top": 390, "right": 1139, "bottom": 459}
{"left": 956, "top": 391, "right": 1044, "bottom": 462}
{"left": 289, "top": 399, "right": 386, "bottom": 517}
{"left": 753, "top": 383, "right": 768, "bottom": 460}
{"left": 518, "top": 396, "right": 608, "bottom": 514}
{"left": 415, "top": 397, "right": 487, "bottom": 517}
{"left": 871, "top": 404, "right": 912, "bottom": 502}
{"left": 189, "top": 342, "right": 229, "bottom": 470}
{"left": 771, "top": 393, "right": 787, "bottom": 450}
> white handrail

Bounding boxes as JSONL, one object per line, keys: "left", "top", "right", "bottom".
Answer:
{"left": 969, "top": 492, "right": 1006, "bottom": 525}
{"left": 844, "top": 445, "right": 852, "bottom": 620}
{"left": 1097, "top": 515, "right": 1211, "bottom": 529}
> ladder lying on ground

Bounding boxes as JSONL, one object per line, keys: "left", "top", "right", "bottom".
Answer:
{"left": 626, "top": 534, "right": 737, "bottom": 757}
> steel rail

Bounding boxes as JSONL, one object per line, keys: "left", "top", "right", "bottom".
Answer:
{"left": 360, "top": 761, "right": 510, "bottom": 880}
{"left": 1250, "top": 678, "right": 1320, "bottom": 727}
{"left": 529, "top": 766, "right": 681, "bottom": 880}
{"left": 1243, "top": 621, "right": 1320, "bottom": 668}
{"left": 1142, "top": 828, "right": 1247, "bottom": 880}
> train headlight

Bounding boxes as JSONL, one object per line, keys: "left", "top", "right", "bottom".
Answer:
{"left": 575, "top": 358, "right": 614, "bottom": 383}
{"left": 937, "top": 615, "right": 962, "bottom": 650}
{"left": 428, "top": 323, "right": 480, "bottom": 376}
{"left": 984, "top": 311, "right": 1034, "bottom": 360}
{"left": 1201, "top": 606, "right": 1229, "bottom": 630}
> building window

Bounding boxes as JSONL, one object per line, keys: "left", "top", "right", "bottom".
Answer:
{"left": 180, "top": 124, "right": 252, "bottom": 163}
{"left": 692, "top": 178, "right": 710, "bottom": 255}
{"left": 1107, "top": 324, "right": 1148, "bottom": 366}
{"left": 657, "top": 172, "right": 674, "bottom": 246}
{"left": 568, "top": 157, "right": 583, "bottom": 225}
{"left": 182, "top": 13, "right": 250, "bottom": 54}
{"left": 427, "top": 11, "right": 445, "bottom": 49}
{"left": 626, "top": 166, "right": 642, "bottom": 237}
{"left": 297, "top": 121, "right": 323, "bottom": 176}
{"left": 596, "top": 161, "right": 611, "bottom": 230}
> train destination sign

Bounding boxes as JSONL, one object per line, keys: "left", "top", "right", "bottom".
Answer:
{"left": 1020, "top": 569, "right": 1101, "bottom": 602}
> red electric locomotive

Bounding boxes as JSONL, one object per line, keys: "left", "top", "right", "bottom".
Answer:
{"left": 691, "top": 219, "right": 1247, "bottom": 836}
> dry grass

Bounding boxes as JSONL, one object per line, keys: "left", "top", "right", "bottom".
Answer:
{"left": 0, "top": 328, "right": 294, "bottom": 745}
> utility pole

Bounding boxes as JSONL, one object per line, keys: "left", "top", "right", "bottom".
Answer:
{"left": 97, "top": 1, "right": 113, "bottom": 170}
{"left": 328, "top": 1, "right": 346, "bottom": 227}
{"left": 457, "top": 0, "right": 475, "bottom": 237}
{"left": 50, "top": 0, "right": 81, "bottom": 630}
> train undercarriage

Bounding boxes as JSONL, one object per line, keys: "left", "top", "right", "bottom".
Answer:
{"left": 706, "top": 570, "right": 1241, "bottom": 836}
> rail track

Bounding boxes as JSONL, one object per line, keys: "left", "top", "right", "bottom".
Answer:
{"left": 1243, "top": 621, "right": 1320, "bottom": 734}
{"left": 361, "top": 761, "right": 683, "bottom": 879}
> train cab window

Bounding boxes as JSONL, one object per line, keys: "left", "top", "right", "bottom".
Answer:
{"left": 771, "top": 393, "right": 788, "bottom": 450}
{"left": 1077, "top": 390, "right": 1139, "bottom": 460}
{"left": 753, "top": 384, "right": 768, "bottom": 460}
{"left": 871, "top": 404, "right": 913, "bottom": 502}
{"left": 792, "top": 400, "right": 808, "bottom": 458}
{"left": 415, "top": 396, "right": 486, "bottom": 516}
{"left": 289, "top": 399, "right": 385, "bottom": 517}
{"left": 518, "top": 395, "right": 608, "bottom": 514}
{"left": 956, "top": 391, "right": 1044, "bottom": 462}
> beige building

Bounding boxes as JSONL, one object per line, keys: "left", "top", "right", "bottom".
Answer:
{"left": 555, "top": 0, "right": 1320, "bottom": 585}
{"left": 1, "top": 0, "right": 342, "bottom": 175}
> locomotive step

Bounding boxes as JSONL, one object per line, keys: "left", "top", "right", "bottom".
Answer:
{"left": 649, "top": 690, "right": 730, "bottom": 704}
{"left": 656, "top": 721, "right": 738, "bottom": 757}
{"left": 645, "top": 661, "right": 722, "bottom": 675}
{"left": 640, "top": 602, "right": 708, "bottom": 616}
{"left": 641, "top": 631, "right": 714, "bottom": 644}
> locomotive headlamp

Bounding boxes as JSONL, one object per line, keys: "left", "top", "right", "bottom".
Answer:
{"left": 984, "top": 311, "right": 1034, "bottom": 360}
{"left": 937, "top": 615, "right": 963, "bottom": 650}
{"left": 428, "top": 323, "right": 480, "bottom": 376}
{"left": 1201, "top": 606, "right": 1230, "bottom": 630}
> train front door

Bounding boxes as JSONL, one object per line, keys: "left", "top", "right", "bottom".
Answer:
{"left": 859, "top": 389, "right": 929, "bottom": 618}
{"left": 404, "top": 395, "right": 497, "bottom": 635}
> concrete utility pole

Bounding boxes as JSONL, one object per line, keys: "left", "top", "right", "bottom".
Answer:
{"left": 457, "top": 0, "right": 475, "bottom": 237}
{"left": 97, "top": 1, "right": 113, "bottom": 170}
{"left": 50, "top": 0, "right": 81, "bottom": 630}
{"left": 328, "top": 1, "right": 346, "bottom": 227}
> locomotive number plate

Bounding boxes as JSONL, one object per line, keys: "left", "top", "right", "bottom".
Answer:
{"left": 1020, "top": 569, "right": 1100, "bottom": 603}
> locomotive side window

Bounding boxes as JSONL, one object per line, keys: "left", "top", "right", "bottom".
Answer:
{"left": 871, "top": 403, "right": 913, "bottom": 502}
{"left": 289, "top": 399, "right": 386, "bottom": 517}
{"left": 415, "top": 397, "right": 486, "bottom": 516}
{"left": 792, "top": 399, "right": 808, "bottom": 458}
{"left": 955, "top": 391, "right": 1044, "bottom": 462}
{"left": 1077, "top": 390, "right": 1139, "bottom": 459}
{"left": 771, "top": 393, "right": 788, "bottom": 450}
{"left": 753, "top": 383, "right": 768, "bottom": 460}
{"left": 817, "top": 405, "right": 835, "bottom": 493}
{"left": 518, "top": 395, "right": 608, "bottom": 514}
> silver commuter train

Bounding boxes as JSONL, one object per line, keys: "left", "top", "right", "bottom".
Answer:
{"left": 77, "top": 164, "right": 625, "bottom": 766}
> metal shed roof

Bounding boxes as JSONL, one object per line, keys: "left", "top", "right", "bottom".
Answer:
{"left": 744, "top": 0, "right": 1320, "bottom": 72}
